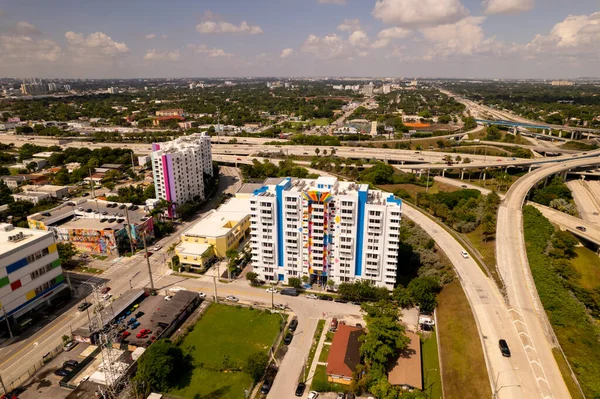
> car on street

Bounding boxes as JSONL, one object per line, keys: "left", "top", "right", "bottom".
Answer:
{"left": 165, "top": 296, "right": 173, "bottom": 301}
{"left": 226, "top": 295, "right": 239, "bottom": 302}
{"left": 576, "top": 226, "right": 587, "bottom": 232}
{"left": 306, "top": 294, "right": 318, "bottom": 299}
{"left": 308, "top": 391, "right": 319, "bottom": 399}
{"left": 102, "top": 293, "right": 112, "bottom": 301}
{"left": 63, "top": 360, "right": 79, "bottom": 369}
{"left": 153, "top": 245, "right": 162, "bottom": 251}
{"left": 266, "top": 287, "right": 278, "bottom": 293}
{"left": 284, "top": 333, "right": 293, "bottom": 345}
{"left": 289, "top": 318, "right": 298, "bottom": 332}
{"left": 63, "top": 341, "right": 78, "bottom": 352}
{"left": 319, "top": 295, "right": 333, "bottom": 301}
{"left": 78, "top": 302, "right": 92, "bottom": 311}
{"left": 280, "top": 288, "right": 299, "bottom": 296}
{"left": 144, "top": 251, "right": 153, "bottom": 258}
{"left": 295, "top": 382, "right": 306, "bottom": 397}
{"left": 100, "top": 286, "right": 111, "bottom": 294}
{"left": 54, "top": 368, "right": 69, "bottom": 377}
{"left": 499, "top": 339, "right": 511, "bottom": 357}
{"left": 333, "top": 298, "right": 347, "bottom": 303}
{"left": 460, "top": 250, "right": 469, "bottom": 259}
{"left": 461, "top": 185, "right": 467, "bottom": 188}
{"left": 260, "top": 379, "right": 272, "bottom": 394}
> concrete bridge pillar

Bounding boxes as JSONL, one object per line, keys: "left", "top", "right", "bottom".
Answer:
{"left": 587, "top": 132, "right": 591, "bottom": 139}
{"left": 558, "top": 131, "right": 562, "bottom": 138}
{"left": 571, "top": 131, "right": 575, "bottom": 139}
{"left": 460, "top": 169, "right": 465, "bottom": 180}
{"left": 442, "top": 169, "right": 446, "bottom": 177}
{"left": 544, "top": 176, "right": 550, "bottom": 187}
{"left": 528, "top": 165, "right": 532, "bottom": 173}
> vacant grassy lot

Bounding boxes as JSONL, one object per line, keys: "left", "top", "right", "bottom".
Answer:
{"left": 379, "top": 181, "right": 458, "bottom": 201}
{"left": 318, "top": 343, "right": 331, "bottom": 363}
{"left": 571, "top": 246, "right": 600, "bottom": 290}
{"left": 311, "top": 365, "right": 349, "bottom": 393}
{"left": 167, "top": 304, "right": 282, "bottom": 399}
{"left": 421, "top": 333, "right": 443, "bottom": 399}
{"left": 436, "top": 280, "right": 491, "bottom": 399}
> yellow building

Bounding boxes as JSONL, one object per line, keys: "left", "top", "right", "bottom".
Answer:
{"left": 176, "top": 197, "right": 250, "bottom": 271}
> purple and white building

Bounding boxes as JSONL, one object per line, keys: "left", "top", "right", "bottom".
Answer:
{"left": 151, "top": 133, "right": 213, "bottom": 217}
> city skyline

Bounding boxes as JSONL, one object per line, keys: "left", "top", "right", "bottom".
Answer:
{"left": 1, "top": 0, "right": 599, "bottom": 79}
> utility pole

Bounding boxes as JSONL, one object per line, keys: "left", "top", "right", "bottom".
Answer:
{"left": 124, "top": 206, "right": 135, "bottom": 255}
{"left": 425, "top": 169, "right": 431, "bottom": 193}
{"left": 271, "top": 288, "right": 274, "bottom": 309}
{"left": 130, "top": 151, "right": 135, "bottom": 169}
{"left": 1, "top": 305, "right": 12, "bottom": 339}
{"left": 89, "top": 169, "right": 96, "bottom": 199}
{"left": 213, "top": 276, "right": 218, "bottom": 303}
{"left": 141, "top": 229, "right": 155, "bottom": 293}
{"left": 0, "top": 372, "right": 7, "bottom": 396}
{"left": 216, "top": 107, "right": 221, "bottom": 144}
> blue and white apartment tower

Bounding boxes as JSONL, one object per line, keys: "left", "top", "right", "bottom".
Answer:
{"left": 249, "top": 177, "right": 402, "bottom": 290}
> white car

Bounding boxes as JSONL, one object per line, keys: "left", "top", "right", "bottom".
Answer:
{"left": 102, "top": 293, "right": 112, "bottom": 301}
{"left": 307, "top": 391, "right": 319, "bottom": 399}
{"left": 306, "top": 294, "right": 318, "bottom": 299}
{"left": 460, "top": 250, "right": 469, "bottom": 259}
{"left": 274, "top": 303, "right": 286, "bottom": 310}
{"left": 153, "top": 245, "right": 162, "bottom": 251}
{"left": 266, "top": 287, "right": 278, "bottom": 294}
{"left": 226, "top": 295, "right": 239, "bottom": 302}
{"left": 198, "top": 292, "right": 206, "bottom": 299}
{"left": 165, "top": 295, "right": 173, "bottom": 301}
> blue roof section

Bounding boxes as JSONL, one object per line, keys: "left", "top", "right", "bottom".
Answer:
{"left": 252, "top": 186, "right": 268, "bottom": 195}
{"left": 278, "top": 178, "right": 292, "bottom": 190}
{"left": 386, "top": 194, "right": 402, "bottom": 206}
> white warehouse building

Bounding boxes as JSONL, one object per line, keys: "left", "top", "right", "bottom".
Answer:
{"left": 150, "top": 133, "right": 213, "bottom": 217}
{"left": 250, "top": 177, "right": 402, "bottom": 289}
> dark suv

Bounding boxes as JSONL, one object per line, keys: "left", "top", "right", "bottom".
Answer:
{"left": 295, "top": 382, "right": 306, "bottom": 397}
{"left": 499, "top": 339, "right": 511, "bottom": 357}
{"left": 289, "top": 318, "right": 298, "bottom": 332}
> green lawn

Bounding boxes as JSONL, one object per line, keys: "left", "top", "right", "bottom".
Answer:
{"left": 310, "top": 365, "right": 349, "bottom": 393}
{"left": 421, "top": 333, "right": 443, "bottom": 399}
{"left": 167, "top": 304, "right": 282, "bottom": 399}
{"left": 436, "top": 280, "right": 492, "bottom": 399}
{"left": 464, "top": 226, "right": 503, "bottom": 289}
{"left": 305, "top": 319, "right": 325, "bottom": 381}
{"left": 378, "top": 181, "right": 459, "bottom": 201}
{"left": 318, "top": 343, "right": 331, "bottom": 363}
{"left": 571, "top": 247, "right": 600, "bottom": 290}
{"left": 324, "top": 331, "right": 334, "bottom": 343}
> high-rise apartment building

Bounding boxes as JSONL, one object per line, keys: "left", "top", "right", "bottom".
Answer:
{"left": 0, "top": 224, "right": 67, "bottom": 325}
{"left": 250, "top": 177, "right": 402, "bottom": 289}
{"left": 151, "top": 133, "right": 213, "bottom": 217}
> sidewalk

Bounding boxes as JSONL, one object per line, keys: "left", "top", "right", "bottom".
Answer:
{"left": 305, "top": 318, "right": 329, "bottom": 387}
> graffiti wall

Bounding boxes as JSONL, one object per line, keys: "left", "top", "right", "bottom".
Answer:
{"left": 56, "top": 227, "right": 118, "bottom": 255}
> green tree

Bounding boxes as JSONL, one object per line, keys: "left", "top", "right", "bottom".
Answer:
{"left": 392, "top": 286, "right": 414, "bottom": 308}
{"left": 288, "top": 277, "right": 302, "bottom": 289}
{"left": 133, "top": 340, "right": 188, "bottom": 395}
{"left": 246, "top": 271, "right": 259, "bottom": 284}
{"left": 486, "top": 125, "right": 502, "bottom": 141}
{"left": 315, "top": 148, "right": 320, "bottom": 157}
{"left": 407, "top": 276, "right": 441, "bottom": 314}
{"left": 244, "top": 352, "right": 269, "bottom": 382}
{"left": 0, "top": 180, "right": 14, "bottom": 206}
{"left": 57, "top": 242, "right": 78, "bottom": 265}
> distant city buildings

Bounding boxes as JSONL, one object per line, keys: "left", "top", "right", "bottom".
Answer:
{"left": 0, "top": 223, "right": 68, "bottom": 326}
{"left": 156, "top": 109, "right": 184, "bottom": 117}
{"left": 551, "top": 80, "right": 574, "bottom": 86}
{"left": 107, "top": 87, "right": 118, "bottom": 94}
{"left": 150, "top": 133, "right": 213, "bottom": 217}
{"left": 250, "top": 177, "right": 402, "bottom": 289}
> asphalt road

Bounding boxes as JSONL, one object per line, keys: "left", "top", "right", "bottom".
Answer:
{"left": 496, "top": 157, "right": 600, "bottom": 399}
{"left": 567, "top": 180, "right": 600, "bottom": 225}
{"left": 529, "top": 202, "right": 600, "bottom": 246}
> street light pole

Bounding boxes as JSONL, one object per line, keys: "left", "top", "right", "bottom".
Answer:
{"left": 1, "top": 305, "right": 13, "bottom": 339}
{"left": 141, "top": 230, "right": 155, "bottom": 293}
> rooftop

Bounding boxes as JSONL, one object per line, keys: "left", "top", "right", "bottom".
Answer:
{"left": 176, "top": 241, "right": 211, "bottom": 256}
{"left": 182, "top": 197, "right": 250, "bottom": 238}
{"left": 22, "top": 184, "right": 70, "bottom": 193}
{"left": 237, "top": 183, "right": 264, "bottom": 194}
{"left": 326, "top": 323, "right": 364, "bottom": 379}
{"left": 0, "top": 224, "right": 52, "bottom": 257}
{"left": 388, "top": 331, "right": 423, "bottom": 390}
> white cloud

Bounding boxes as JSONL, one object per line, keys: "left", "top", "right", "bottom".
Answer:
{"left": 65, "top": 31, "right": 129, "bottom": 60}
{"left": 337, "top": 18, "right": 361, "bottom": 32}
{"left": 280, "top": 48, "right": 295, "bottom": 58}
{"left": 161, "top": 34, "right": 168, "bottom": 39}
{"left": 372, "top": 27, "right": 411, "bottom": 48}
{"left": 483, "top": 0, "right": 534, "bottom": 15}
{"left": 144, "top": 49, "right": 180, "bottom": 61}
{"left": 145, "top": 33, "right": 156, "bottom": 39}
{"left": 196, "top": 20, "right": 263, "bottom": 35}
{"left": 318, "top": 0, "right": 346, "bottom": 4}
{"left": 525, "top": 12, "right": 600, "bottom": 59}
{"left": 188, "top": 44, "right": 233, "bottom": 57}
{"left": 372, "top": 0, "right": 469, "bottom": 28}
{"left": 0, "top": 34, "right": 62, "bottom": 64}
{"left": 348, "top": 30, "right": 369, "bottom": 48}
{"left": 301, "top": 34, "right": 351, "bottom": 59}
{"left": 15, "top": 21, "right": 41, "bottom": 35}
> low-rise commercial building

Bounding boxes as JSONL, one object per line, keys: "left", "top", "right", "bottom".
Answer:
{"left": 1, "top": 175, "right": 27, "bottom": 190}
{"left": 388, "top": 331, "right": 423, "bottom": 390}
{"left": 326, "top": 323, "right": 364, "bottom": 385}
{"left": 22, "top": 184, "right": 70, "bottom": 199}
{"left": 12, "top": 191, "right": 50, "bottom": 204}
{"left": 0, "top": 224, "right": 67, "bottom": 326}
{"left": 27, "top": 200, "right": 154, "bottom": 256}
{"left": 176, "top": 197, "right": 250, "bottom": 271}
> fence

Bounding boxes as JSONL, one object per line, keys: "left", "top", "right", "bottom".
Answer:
{"left": 0, "top": 342, "right": 63, "bottom": 395}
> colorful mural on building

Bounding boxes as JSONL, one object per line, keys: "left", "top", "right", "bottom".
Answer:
{"left": 301, "top": 190, "right": 334, "bottom": 277}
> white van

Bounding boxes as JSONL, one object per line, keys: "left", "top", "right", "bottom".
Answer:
{"left": 460, "top": 250, "right": 469, "bottom": 259}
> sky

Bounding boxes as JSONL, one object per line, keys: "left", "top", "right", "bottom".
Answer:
{"left": 1, "top": 0, "right": 599, "bottom": 79}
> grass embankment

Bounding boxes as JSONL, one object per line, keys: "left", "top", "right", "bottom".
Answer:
{"left": 523, "top": 206, "right": 600, "bottom": 398}
{"left": 421, "top": 333, "right": 443, "bottom": 399}
{"left": 571, "top": 246, "right": 600, "bottom": 290}
{"left": 436, "top": 280, "right": 492, "bottom": 399}
{"left": 168, "top": 304, "right": 282, "bottom": 399}
{"left": 560, "top": 140, "right": 598, "bottom": 151}
{"left": 378, "top": 181, "right": 458, "bottom": 201}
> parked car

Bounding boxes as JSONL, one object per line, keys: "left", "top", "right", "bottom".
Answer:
{"left": 295, "top": 382, "right": 306, "bottom": 397}
{"left": 119, "top": 204, "right": 126, "bottom": 209}
{"left": 153, "top": 245, "right": 162, "bottom": 251}
{"left": 260, "top": 379, "right": 272, "bottom": 394}
{"left": 576, "top": 226, "right": 587, "bottom": 232}
{"left": 266, "top": 287, "right": 278, "bottom": 293}
{"left": 100, "top": 286, "right": 111, "bottom": 294}
{"left": 102, "top": 293, "right": 112, "bottom": 301}
{"left": 122, "top": 331, "right": 131, "bottom": 339}
{"left": 135, "top": 311, "right": 144, "bottom": 318}
{"left": 319, "top": 295, "right": 333, "bottom": 301}
{"left": 284, "top": 333, "right": 293, "bottom": 345}
{"left": 461, "top": 185, "right": 467, "bottom": 188}
{"left": 280, "top": 288, "right": 299, "bottom": 297}
{"left": 78, "top": 302, "right": 91, "bottom": 311}
{"left": 333, "top": 298, "right": 347, "bottom": 303}
{"left": 226, "top": 295, "right": 239, "bottom": 302}
{"left": 42, "top": 212, "right": 51, "bottom": 217}
{"left": 144, "top": 252, "right": 153, "bottom": 258}
{"left": 198, "top": 292, "right": 206, "bottom": 299}
{"left": 63, "top": 341, "right": 78, "bottom": 352}
{"left": 131, "top": 321, "right": 140, "bottom": 329}
{"left": 330, "top": 318, "right": 339, "bottom": 332}
{"left": 164, "top": 296, "right": 173, "bottom": 301}
{"left": 54, "top": 368, "right": 69, "bottom": 377}
{"left": 289, "top": 318, "right": 298, "bottom": 332}
{"left": 307, "top": 391, "right": 319, "bottom": 399}
{"left": 306, "top": 294, "right": 318, "bottom": 299}
{"left": 499, "top": 339, "right": 511, "bottom": 357}
{"left": 63, "top": 360, "right": 79, "bottom": 369}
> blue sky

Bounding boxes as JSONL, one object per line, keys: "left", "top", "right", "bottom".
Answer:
{"left": 1, "top": 0, "right": 599, "bottom": 78}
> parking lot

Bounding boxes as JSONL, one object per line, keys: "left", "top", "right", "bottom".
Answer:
{"left": 118, "top": 294, "right": 166, "bottom": 347}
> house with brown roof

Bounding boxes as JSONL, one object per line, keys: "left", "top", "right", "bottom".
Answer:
{"left": 388, "top": 331, "right": 423, "bottom": 391}
{"left": 326, "top": 323, "right": 364, "bottom": 385}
